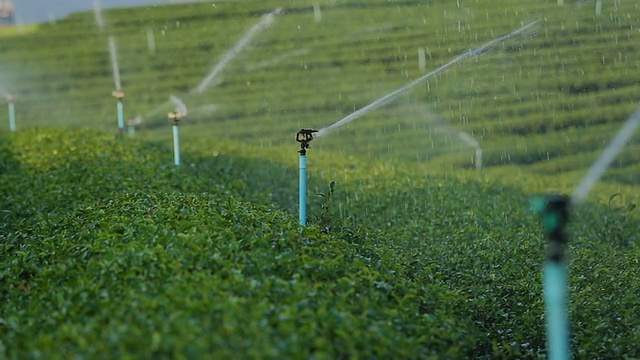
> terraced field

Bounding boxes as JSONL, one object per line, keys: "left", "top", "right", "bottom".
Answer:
{"left": 1, "top": 0, "right": 640, "bottom": 358}
{"left": 1, "top": 0, "right": 639, "bottom": 190}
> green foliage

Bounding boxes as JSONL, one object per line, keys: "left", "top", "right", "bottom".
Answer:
{"left": 589, "top": 193, "right": 639, "bottom": 248}
{"left": 311, "top": 180, "right": 337, "bottom": 233}
{"left": 1, "top": 0, "right": 640, "bottom": 357}
{"left": 0, "top": 129, "right": 481, "bottom": 358}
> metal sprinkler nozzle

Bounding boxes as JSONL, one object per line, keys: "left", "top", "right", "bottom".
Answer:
{"left": 296, "top": 128, "right": 318, "bottom": 154}
{"left": 112, "top": 91, "right": 125, "bottom": 99}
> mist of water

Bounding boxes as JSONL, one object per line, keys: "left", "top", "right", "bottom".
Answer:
{"left": 457, "top": 131, "right": 480, "bottom": 149}
{"left": 245, "top": 48, "right": 309, "bottom": 72}
{"left": 315, "top": 20, "right": 540, "bottom": 138}
{"left": 146, "top": 27, "right": 156, "bottom": 56}
{"left": 170, "top": 95, "right": 188, "bottom": 116}
{"left": 129, "top": 115, "right": 143, "bottom": 126}
{"left": 571, "top": 105, "right": 640, "bottom": 205}
{"left": 94, "top": 0, "right": 105, "bottom": 31}
{"left": 108, "top": 36, "right": 122, "bottom": 92}
{"left": 192, "top": 8, "right": 282, "bottom": 94}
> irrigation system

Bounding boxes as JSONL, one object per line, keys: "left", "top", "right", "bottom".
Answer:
{"left": 141, "top": 8, "right": 282, "bottom": 127}
{"left": 112, "top": 90, "right": 125, "bottom": 134}
{"left": 532, "top": 104, "right": 640, "bottom": 360}
{"left": 532, "top": 195, "right": 571, "bottom": 360}
{"left": 168, "top": 96, "right": 188, "bottom": 166}
{"left": 314, "top": 21, "right": 540, "bottom": 139}
{"left": 4, "top": 93, "right": 16, "bottom": 132}
{"left": 295, "top": 129, "right": 317, "bottom": 226}
{"left": 169, "top": 111, "right": 183, "bottom": 166}
{"left": 295, "top": 22, "right": 537, "bottom": 222}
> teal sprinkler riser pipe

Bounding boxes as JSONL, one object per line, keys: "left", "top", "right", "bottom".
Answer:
{"left": 299, "top": 154, "right": 307, "bottom": 225}
{"left": 112, "top": 91, "right": 125, "bottom": 134}
{"left": 173, "top": 124, "right": 180, "bottom": 166}
{"left": 545, "top": 260, "right": 570, "bottom": 360}
{"left": 296, "top": 129, "right": 318, "bottom": 226}
{"left": 168, "top": 112, "right": 183, "bottom": 166}
{"left": 532, "top": 195, "right": 571, "bottom": 360}
{"left": 8, "top": 101, "right": 16, "bottom": 132}
{"left": 117, "top": 99, "right": 125, "bottom": 134}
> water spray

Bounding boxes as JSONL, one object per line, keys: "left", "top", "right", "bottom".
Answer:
{"left": 4, "top": 93, "right": 16, "bottom": 132}
{"left": 140, "top": 8, "right": 282, "bottom": 126}
{"left": 93, "top": 0, "right": 105, "bottom": 32}
{"left": 571, "top": 105, "right": 640, "bottom": 205}
{"left": 296, "top": 129, "right": 318, "bottom": 226}
{"left": 169, "top": 96, "right": 188, "bottom": 166}
{"left": 314, "top": 21, "right": 539, "bottom": 139}
{"left": 192, "top": 8, "right": 282, "bottom": 94}
{"left": 530, "top": 104, "right": 640, "bottom": 360}
{"left": 146, "top": 27, "right": 156, "bottom": 56}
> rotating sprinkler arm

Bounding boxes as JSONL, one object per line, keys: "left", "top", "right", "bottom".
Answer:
{"left": 296, "top": 129, "right": 318, "bottom": 155}
{"left": 112, "top": 91, "right": 125, "bottom": 99}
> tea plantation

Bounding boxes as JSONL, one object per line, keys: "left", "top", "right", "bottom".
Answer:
{"left": 1, "top": 0, "right": 640, "bottom": 358}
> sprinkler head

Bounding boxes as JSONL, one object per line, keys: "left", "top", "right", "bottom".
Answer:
{"left": 4, "top": 94, "right": 15, "bottom": 102}
{"left": 296, "top": 129, "right": 318, "bottom": 153}
{"left": 168, "top": 111, "right": 183, "bottom": 125}
{"left": 112, "top": 91, "right": 125, "bottom": 99}
{"left": 532, "top": 194, "right": 571, "bottom": 261}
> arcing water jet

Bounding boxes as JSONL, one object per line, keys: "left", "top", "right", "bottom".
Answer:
{"left": 192, "top": 8, "right": 282, "bottom": 94}
{"left": 314, "top": 21, "right": 540, "bottom": 139}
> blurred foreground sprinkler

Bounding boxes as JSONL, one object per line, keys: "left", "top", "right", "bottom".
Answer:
{"left": 296, "top": 129, "right": 317, "bottom": 226}
{"left": 529, "top": 104, "right": 640, "bottom": 360}
{"left": 532, "top": 195, "right": 571, "bottom": 360}
{"left": 112, "top": 91, "right": 125, "bottom": 134}
{"left": 169, "top": 111, "right": 184, "bottom": 166}
{"left": 4, "top": 94, "right": 16, "bottom": 132}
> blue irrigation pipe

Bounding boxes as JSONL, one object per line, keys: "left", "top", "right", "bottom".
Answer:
{"left": 8, "top": 101, "right": 16, "bottom": 132}
{"left": 113, "top": 91, "right": 125, "bottom": 134}
{"left": 296, "top": 129, "right": 317, "bottom": 226}
{"left": 532, "top": 195, "right": 571, "bottom": 360}
{"left": 169, "top": 112, "right": 183, "bottom": 166}
{"left": 299, "top": 152, "right": 307, "bottom": 225}
{"left": 172, "top": 123, "right": 181, "bottom": 166}
{"left": 117, "top": 99, "right": 125, "bottom": 134}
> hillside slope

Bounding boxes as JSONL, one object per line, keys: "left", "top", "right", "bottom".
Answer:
{"left": 0, "top": 0, "right": 638, "bottom": 186}
{"left": 1, "top": 128, "right": 639, "bottom": 358}
{"left": 0, "top": 128, "right": 481, "bottom": 358}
